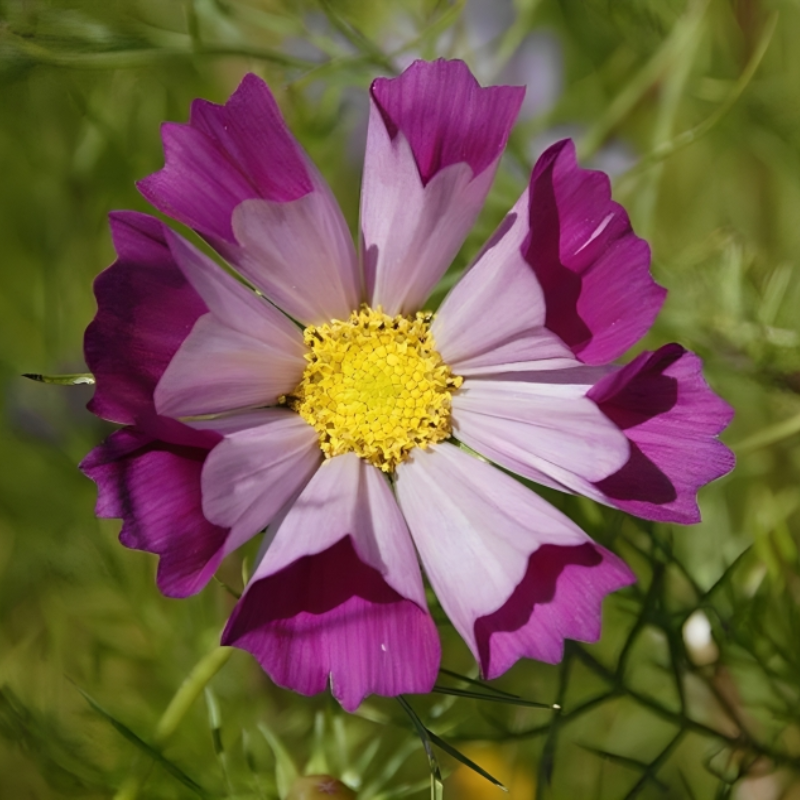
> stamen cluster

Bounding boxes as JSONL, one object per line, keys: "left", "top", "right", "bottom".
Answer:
{"left": 286, "top": 306, "right": 462, "bottom": 471}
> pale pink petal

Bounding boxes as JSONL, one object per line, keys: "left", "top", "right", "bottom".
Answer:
{"left": 525, "top": 139, "right": 666, "bottom": 364}
{"left": 163, "top": 228, "right": 306, "bottom": 349}
{"left": 361, "top": 59, "right": 524, "bottom": 315}
{"left": 246, "top": 454, "right": 427, "bottom": 606}
{"left": 361, "top": 122, "right": 484, "bottom": 316}
{"left": 138, "top": 74, "right": 313, "bottom": 247}
{"left": 80, "top": 427, "right": 228, "bottom": 598}
{"left": 451, "top": 375, "right": 630, "bottom": 493}
{"left": 153, "top": 229, "right": 306, "bottom": 417}
{"left": 435, "top": 139, "right": 665, "bottom": 371}
{"left": 201, "top": 410, "right": 322, "bottom": 549}
{"left": 431, "top": 192, "right": 575, "bottom": 376}
{"left": 154, "top": 315, "right": 304, "bottom": 417}
{"left": 187, "top": 408, "right": 301, "bottom": 436}
{"left": 231, "top": 190, "right": 360, "bottom": 326}
{"left": 396, "top": 443, "right": 614, "bottom": 672}
{"left": 138, "top": 72, "right": 361, "bottom": 323}
{"left": 589, "top": 345, "right": 735, "bottom": 523}
{"left": 222, "top": 454, "right": 439, "bottom": 710}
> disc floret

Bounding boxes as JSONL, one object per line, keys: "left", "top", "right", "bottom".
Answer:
{"left": 286, "top": 306, "right": 462, "bottom": 472}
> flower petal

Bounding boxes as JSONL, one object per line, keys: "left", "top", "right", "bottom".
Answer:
{"left": 222, "top": 453, "right": 439, "bottom": 710}
{"left": 154, "top": 314, "right": 304, "bottom": 418}
{"left": 362, "top": 59, "right": 524, "bottom": 315}
{"left": 589, "top": 344, "right": 735, "bottom": 523}
{"left": 163, "top": 227, "right": 306, "bottom": 348}
{"left": 431, "top": 192, "right": 576, "bottom": 376}
{"left": 396, "top": 443, "right": 621, "bottom": 674}
{"left": 201, "top": 410, "right": 322, "bottom": 548}
{"left": 450, "top": 375, "right": 630, "bottom": 493}
{"left": 231, "top": 190, "right": 360, "bottom": 325}
{"left": 153, "top": 229, "right": 307, "bottom": 417}
{"left": 80, "top": 427, "right": 227, "bottom": 598}
{"left": 370, "top": 59, "right": 524, "bottom": 185}
{"left": 475, "top": 543, "right": 634, "bottom": 678}
{"left": 85, "top": 211, "right": 208, "bottom": 427}
{"left": 525, "top": 139, "right": 666, "bottom": 364}
{"left": 138, "top": 74, "right": 313, "bottom": 245}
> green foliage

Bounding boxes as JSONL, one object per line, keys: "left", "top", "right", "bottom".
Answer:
{"left": 1, "top": 0, "right": 800, "bottom": 797}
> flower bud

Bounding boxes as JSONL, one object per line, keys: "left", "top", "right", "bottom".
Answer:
{"left": 286, "top": 775, "right": 357, "bottom": 799}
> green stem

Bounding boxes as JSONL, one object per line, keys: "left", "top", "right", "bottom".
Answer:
{"left": 4, "top": 30, "right": 315, "bottom": 70}
{"left": 620, "top": 11, "right": 778, "bottom": 184}
{"left": 577, "top": 11, "right": 694, "bottom": 161}
{"left": 113, "top": 647, "right": 233, "bottom": 800}
{"left": 637, "top": 0, "right": 709, "bottom": 239}
{"left": 155, "top": 647, "right": 233, "bottom": 742}
{"left": 573, "top": 647, "right": 800, "bottom": 772}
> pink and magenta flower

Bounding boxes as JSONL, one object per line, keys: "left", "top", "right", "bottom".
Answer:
{"left": 81, "top": 60, "right": 734, "bottom": 711}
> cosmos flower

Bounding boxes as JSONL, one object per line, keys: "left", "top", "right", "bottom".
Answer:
{"left": 81, "top": 60, "right": 734, "bottom": 711}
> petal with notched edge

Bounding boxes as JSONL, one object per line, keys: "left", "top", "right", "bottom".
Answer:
{"left": 395, "top": 444, "right": 628, "bottom": 676}
{"left": 223, "top": 454, "right": 439, "bottom": 711}
{"left": 138, "top": 74, "right": 313, "bottom": 246}
{"left": 589, "top": 344, "right": 735, "bottom": 523}
{"left": 524, "top": 139, "right": 665, "bottom": 364}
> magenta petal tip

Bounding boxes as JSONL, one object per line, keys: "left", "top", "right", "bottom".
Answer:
{"left": 370, "top": 58, "right": 524, "bottom": 185}
{"left": 476, "top": 543, "right": 635, "bottom": 679}
{"left": 222, "top": 537, "right": 440, "bottom": 711}
{"left": 590, "top": 345, "right": 735, "bottom": 523}
{"left": 525, "top": 138, "right": 666, "bottom": 364}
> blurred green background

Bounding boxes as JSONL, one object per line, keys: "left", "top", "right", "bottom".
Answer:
{"left": 1, "top": 0, "right": 799, "bottom": 797}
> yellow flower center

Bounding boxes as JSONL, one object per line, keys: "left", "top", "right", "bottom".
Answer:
{"left": 285, "top": 306, "right": 462, "bottom": 472}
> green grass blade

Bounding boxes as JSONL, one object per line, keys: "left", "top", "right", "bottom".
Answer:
{"left": 625, "top": 10, "right": 778, "bottom": 177}
{"left": 424, "top": 729, "right": 507, "bottom": 792}
{"left": 396, "top": 696, "right": 442, "bottom": 798}
{"left": 431, "top": 685, "right": 556, "bottom": 709}
{"left": 398, "top": 696, "right": 508, "bottom": 793}
{"left": 437, "top": 667, "right": 521, "bottom": 699}
{"left": 257, "top": 721, "right": 299, "bottom": 799}
{"left": 74, "top": 685, "right": 214, "bottom": 799}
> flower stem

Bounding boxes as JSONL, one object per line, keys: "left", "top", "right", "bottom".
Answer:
{"left": 113, "top": 647, "right": 233, "bottom": 800}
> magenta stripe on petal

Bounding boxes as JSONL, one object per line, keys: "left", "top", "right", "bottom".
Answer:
{"left": 80, "top": 427, "right": 228, "bottom": 598}
{"left": 85, "top": 212, "right": 208, "bottom": 427}
{"left": 588, "top": 344, "right": 735, "bottom": 523}
{"left": 370, "top": 59, "right": 524, "bottom": 185}
{"left": 222, "top": 537, "right": 440, "bottom": 711}
{"left": 138, "top": 74, "right": 313, "bottom": 244}
{"left": 525, "top": 139, "right": 666, "bottom": 364}
{"left": 476, "top": 543, "right": 635, "bottom": 679}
